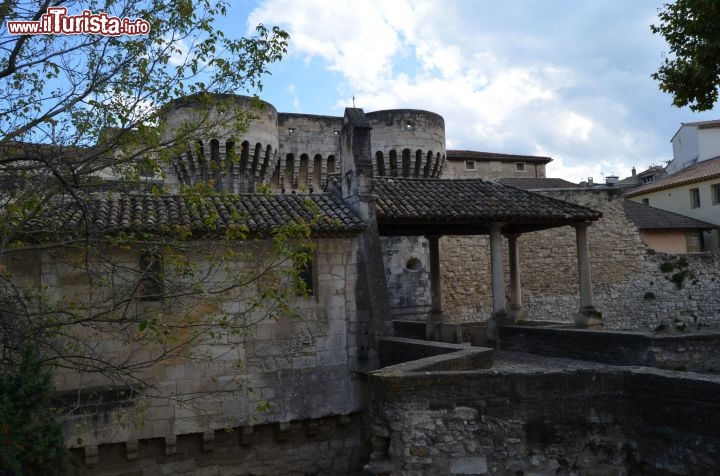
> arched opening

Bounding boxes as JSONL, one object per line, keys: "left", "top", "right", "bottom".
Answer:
{"left": 312, "top": 154, "right": 323, "bottom": 191}
{"left": 327, "top": 155, "right": 336, "bottom": 174}
{"left": 284, "top": 153, "right": 295, "bottom": 191}
{"left": 432, "top": 152, "right": 441, "bottom": 177}
{"left": 376, "top": 151, "right": 386, "bottom": 176}
{"left": 240, "top": 140, "right": 250, "bottom": 174}
{"left": 414, "top": 150, "right": 423, "bottom": 177}
{"left": 252, "top": 143, "right": 262, "bottom": 175}
{"left": 299, "top": 153, "right": 310, "bottom": 191}
{"left": 389, "top": 150, "right": 398, "bottom": 176}
{"left": 226, "top": 141, "right": 236, "bottom": 169}
{"left": 261, "top": 144, "right": 273, "bottom": 180}
{"left": 424, "top": 151, "right": 433, "bottom": 177}
{"left": 402, "top": 148, "right": 411, "bottom": 177}
{"left": 210, "top": 139, "right": 221, "bottom": 190}
{"left": 195, "top": 140, "right": 206, "bottom": 180}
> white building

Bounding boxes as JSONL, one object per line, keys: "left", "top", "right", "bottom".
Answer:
{"left": 667, "top": 120, "right": 720, "bottom": 174}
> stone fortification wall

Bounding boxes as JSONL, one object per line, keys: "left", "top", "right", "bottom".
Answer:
{"left": 164, "top": 95, "right": 281, "bottom": 193}
{"left": 3, "top": 237, "right": 366, "bottom": 456}
{"left": 367, "top": 351, "right": 720, "bottom": 475}
{"left": 501, "top": 326, "right": 720, "bottom": 373}
{"left": 366, "top": 109, "right": 446, "bottom": 178}
{"left": 71, "top": 413, "right": 366, "bottom": 475}
{"left": 275, "top": 113, "right": 343, "bottom": 192}
{"left": 164, "top": 96, "right": 450, "bottom": 193}
{"left": 434, "top": 188, "right": 720, "bottom": 329}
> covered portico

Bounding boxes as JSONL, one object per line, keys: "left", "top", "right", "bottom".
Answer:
{"left": 371, "top": 177, "right": 603, "bottom": 331}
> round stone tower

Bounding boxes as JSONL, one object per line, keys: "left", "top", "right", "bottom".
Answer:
{"left": 365, "top": 109, "right": 446, "bottom": 178}
{"left": 163, "top": 94, "right": 280, "bottom": 193}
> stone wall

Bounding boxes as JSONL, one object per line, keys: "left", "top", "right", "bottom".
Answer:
{"left": 381, "top": 236, "right": 431, "bottom": 321}
{"left": 70, "top": 413, "right": 367, "bottom": 475}
{"left": 366, "top": 352, "right": 720, "bottom": 475}
{"left": 2, "top": 237, "right": 366, "bottom": 461}
{"left": 501, "top": 326, "right": 720, "bottom": 373}
{"left": 442, "top": 159, "right": 547, "bottom": 180}
{"left": 433, "top": 188, "right": 720, "bottom": 329}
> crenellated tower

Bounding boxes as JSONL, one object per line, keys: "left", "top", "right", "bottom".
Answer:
{"left": 161, "top": 94, "right": 447, "bottom": 194}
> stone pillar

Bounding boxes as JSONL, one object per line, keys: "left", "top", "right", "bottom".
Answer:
{"left": 489, "top": 223, "right": 508, "bottom": 321}
{"left": 426, "top": 235, "right": 444, "bottom": 339}
{"left": 574, "top": 222, "right": 602, "bottom": 327}
{"left": 507, "top": 234, "right": 527, "bottom": 323}
{"left": 428, "top": 235, "right": 443, "bottom": 315}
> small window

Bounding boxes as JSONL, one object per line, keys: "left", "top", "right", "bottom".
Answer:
{"left": 712, "top": 183, "right": 720, "bottom": 205}
{"left": 641, "top": 198, "right": 649, "bottom": 205}
{"left": 288, "top": 128, "right": 295, "bottom": 134}
{"left": 139, "top": 253, "right": 163, "bottom": 300}
{"left": 405, "top": 121, "right": 414, "bottom": 130}
{"left": 137, "top": 159, "right": 155, "bottom": 178}
{"left": 405, "top": 257, "right": 422, "bottom": 272}
{"left": 296, "top": 259, "right": 314, "bottom": 296}
{"left": 686, "top": 231, "right": 702, "bottom": 253}
{"left": 690, "top": 188, "right": 701, "bottom": 209}
{"left": 464, "top": 160, "right": 475, "bottom": 171}
{"left": 515, "top": 162, "right": 525, "bottom": 172}
{"left": 643, "top": 176, "right": 654, "bottom": 184}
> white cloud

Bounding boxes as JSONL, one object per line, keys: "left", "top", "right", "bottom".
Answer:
{"left": 249, "top": 0, "right": 720, "bottom": 183}
{"left": 249, "top": 0, "right": 404, "bottom": 89}
{"left": 287, "top": 84, "right": 300, "bottom": 111}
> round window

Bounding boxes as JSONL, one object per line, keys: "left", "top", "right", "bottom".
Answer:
{"left": 405, "top": 256, "right": 422, "bottom": 272}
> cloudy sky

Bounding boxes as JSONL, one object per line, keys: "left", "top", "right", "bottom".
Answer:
{"left": 226, "top": 0, "right": 717, "bottom": 183}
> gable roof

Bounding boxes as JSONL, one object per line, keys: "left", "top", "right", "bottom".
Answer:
{"left": 26, "top": 193, "right": 365, "bottom": 239}
{"left": 497, "top": 177, "right": 577, "bottom": 190}
{"left": 372, "top": 177, "right": 601, "bottom": 236}
{"left": 446, "top": 150, "right": 552, "bottom": 164}
{"left": 625, "top": 156, "right": 720, "bottom": 197}
{"left": 623, "top": 200, "right": 716, "bottom": 230}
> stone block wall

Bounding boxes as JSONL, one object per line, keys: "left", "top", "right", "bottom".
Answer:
{"left": 501, "top": 326, "right": 720, "bottom": 373}
{"left": 71, "top": 413, "right": 367, "bottom": 476}
{"left": 366, "top": 354, "right": 720, "bottom": 475}
{"left": 3, "top": 237, "right": 366, "bottom": 463}
{"left": 433, "top": 188, "right": 720, "bottom": 329}
{"left": 381, "top": 236, "right": 431, "bottom": 321}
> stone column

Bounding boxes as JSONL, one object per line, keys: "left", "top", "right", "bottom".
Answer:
{"left": 489, "top": 223, "right": 507, "bottom": 320}
{"left": 574, "top": 222, "right": 602, "bottom": 327}
{"left": 427, "top": 235, "right": 444, "bottom": 339}
{"left": 507, "top": 234, "right": 527, "bottom": 323}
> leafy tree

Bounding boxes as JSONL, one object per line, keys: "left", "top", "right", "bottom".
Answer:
{"left": 0, "top": 346, "right": 67, "bottom": 476}
{"left": 0, "top": 1, "right": 313, "bottom": 471}
{"left": 652, "top": 0, "right": 720, "bottom": 111}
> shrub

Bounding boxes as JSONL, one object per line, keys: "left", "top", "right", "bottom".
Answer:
{"left": 0, "top": 347, "right": 67, "bottom": 475}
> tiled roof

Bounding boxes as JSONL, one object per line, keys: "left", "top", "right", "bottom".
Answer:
{"left": 373, "top": 178, "right": 601, "bottom": 233}
{"left": 28, "top": 193, "right": 365, "bottom": 238}
{"left": 623, "top": 200, "right": 716, "bottom": 230}
{"left": 626, "top": 156, "right": 720, "bottom": 197}
{"left": 446, "top": 150, "right": 552, "bottom": 163}
{"left": 497, "top": 177, "right": 577, "bottom": 189}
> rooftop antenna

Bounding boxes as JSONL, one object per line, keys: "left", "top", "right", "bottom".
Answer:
{"left": 352, "top": 96, "right": 355, "bottom": 108}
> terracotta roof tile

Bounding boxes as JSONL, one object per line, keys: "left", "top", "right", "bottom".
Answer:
{"left": 497, "top": 177, "right": 577, "bottom": 189}
{"left": 373, "top": 177, "right": 601, "bottom": 224}
{"left": 29, "top": 193, "right": 365, "bottom": 238}
{"left": 446, "top": 150, "right": 552, "bottom": 163}
{"left": 626, "top": 156, "right": 720, "bottom": 197}
{"left": 623, "top": 200, "right": 716, "bottom": 230}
